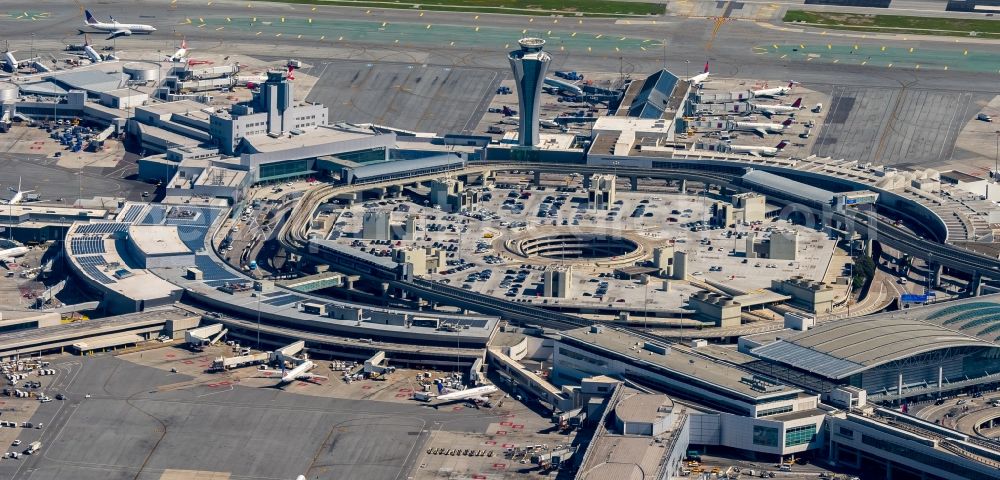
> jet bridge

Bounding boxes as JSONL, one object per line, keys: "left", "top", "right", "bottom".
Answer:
{"left": 185, "top": 323, "right": 227, "bottom": 348}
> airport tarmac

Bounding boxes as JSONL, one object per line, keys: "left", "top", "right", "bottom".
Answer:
{"left": 0, "top": 148, "right": 150, "bottom": 206}
{"left": 812, "top": 86, "right": 986, "bottom": 167}
{"left": 0, "top": 352, "right": 537, "bottom": 480}
{"left": 303, "top": 60, "right": 502, "bottom": 133}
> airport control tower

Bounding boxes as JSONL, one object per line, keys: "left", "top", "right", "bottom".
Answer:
{"left": 508, "top": 38, "right": 551, "bottom": 147}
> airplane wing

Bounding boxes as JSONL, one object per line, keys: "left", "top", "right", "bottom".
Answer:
{"left": 254, "top": 368, "right": 283, "bottom": 378}
{"left": 754, "top": 128, "right": 767, "bottom": 137}
{"left": 106, "top": 29, "right": 132, "bottom": 40}
{"left": 748, "top": 150, "right": 761, "bottom": 157}
{"left": 298, "top": 374, "right": 327, "bottom": 382}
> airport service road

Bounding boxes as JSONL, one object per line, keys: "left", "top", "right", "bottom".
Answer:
{"left": 1, "top": 355, "right": 503, "bottom": 480}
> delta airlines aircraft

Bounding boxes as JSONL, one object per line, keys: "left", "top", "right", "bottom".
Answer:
{"left": 166, "top": 38, "right": 188, "bottom": 62}
{"left": 728, "top": 140, "right": 789, "bottom": 157}
{"left": 749, "top": 98, "right": 804, "bottom": 117}
{"left": 751, "top": 81, "right": 796, "bottom": 98}
{"left": 83, "top": 9, "right": 156, "bottom": 40}
{"left": 689, "top": 62, "right": 710, "bottom": 85}
{"left": 730, "top": 118, "right": 793, "bottom": 137}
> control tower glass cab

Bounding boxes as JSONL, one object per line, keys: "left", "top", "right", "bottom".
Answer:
{"left": 508, "top": 38, "right": 551, "bottom": 147}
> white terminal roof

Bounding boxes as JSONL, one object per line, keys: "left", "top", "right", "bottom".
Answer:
{"left": 127, "top": 225, "right": 192, "bottom": 256}
{"left": 615, "top": 393, "right": 673, "bottom": 424}
{"left": 752, "top": 315, "right": 1000, "bottom": 379}
{"left": 592, "top": 116, "right": 675, "bottom": 156}
{"left": 242, "top": 125, "right": 379, "bottom": 153}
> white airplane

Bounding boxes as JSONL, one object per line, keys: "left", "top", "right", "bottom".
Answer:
{"left": 3, "top": 178, "right": 34, "bottom": 205}
{"left": 296, "top": 476, "right": 306, "bottom": 480}
{"left": 2, "top": 43, "right": 40, "bottom": 74}
{"left": 257, "top": 360, "right": 327, "bottom": 386}
{"left": 166, "top": 38, "right": 188, "bottom": 62}
{"left": 81, "top": 35, "right": 103, "bottom": 64}
{"left": 540, "top": 119, "right": 560, "bottom": 128}
{"left": 689, "top": 61, "right": 710, "bottom": 85}
{"left": 435, "top": 385, "right": 499, "bottom": 403}
{"left": 0, "top": 247, "right": 29, "bottom": 263}
{"left": 752, "top": 81, "right": 796, "bottom": 98}
{"left": 728, "top": 140, "right": 789, "bottom": 157}
{"left": 83, "top": 9, "right": 156, "bottom": 40}
{"left": 730, "top": 118, "right": 793, "bottom": 137}
{"left": 750, "top": 97, "right": 803, "bottom": 117}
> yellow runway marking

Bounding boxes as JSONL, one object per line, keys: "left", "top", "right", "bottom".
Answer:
{"left": 215, "top": 26, "right": 224, "bottom": 31}
{"left": 275, "top": 33, "right": 281, "bottom": 37}
{"left": 226, "top": 17, "right": 231, "bottom": 22}
{"left": 320, "top": 35, "right": 325, "bottom": 40}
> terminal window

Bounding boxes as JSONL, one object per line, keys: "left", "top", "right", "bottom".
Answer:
{"left": 757, "top": 405, "right": 793, "bottom": 418}
{"left": 785, "top": 424, "right": 817, "bottom": 447}
{"left": 752, "top": 425, "right": 780, "bottom": 447}
{"left": 558, "top": 348, "right": 607, "bottom": 367}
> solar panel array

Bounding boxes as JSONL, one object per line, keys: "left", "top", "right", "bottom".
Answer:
{"left": 193, "top": 255, "right": 239, "bottom": 281}
{"left": 751, "top": 341, "right": 865, "bottom": 379}
{"left": 76, "top": 256, "right": 115, "bottom": 285}
{"left": 75, "top": 223, "right": 129, "bottom": 234}
{"left": 120, "top": 205, "right": 146, "bottom": 223}
{"left": 263, "top": 294, "right": 304, "bottom": 307}
{"left": 70, "top": 237, "right": 105, "bottom": 255}
{"left": 176, "top": 225, "right": 208, "bottom": 251}
{"left": 142, "top": 205, "right": 168, "bottom": 225}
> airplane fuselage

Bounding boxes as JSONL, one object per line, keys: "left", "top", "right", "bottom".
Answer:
{"left": 87, "top": 21, "right": 156, "bottom": 35}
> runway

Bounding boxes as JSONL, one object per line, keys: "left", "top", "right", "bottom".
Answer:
{"left": 2, "top": 0, "right": 999, "bottom": 168}
{"left": 3, "top": 0, "right": 999, "bottom": 91}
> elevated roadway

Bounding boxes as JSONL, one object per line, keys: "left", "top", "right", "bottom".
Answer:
{"left": 272, "top": 158, "right": 1000, "bottom": 339}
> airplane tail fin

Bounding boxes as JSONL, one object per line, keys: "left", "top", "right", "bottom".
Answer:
{"left": 84, "top": 33, "right": 90, "bottom": 47}
{"left": 287, "top": 65, "right": 295, "bottom": 80}
{"left": 781, "top": 118, "right": 793, "bottom": 127}
{"left": 181, "top": 38, "right": 187, "bottom": 49}
{"left": 791, "top": 98, "right": 802, "bottom": 108}
{"left": 703, "top": 61, "right": 709, "bottom": 74}
{"left": 84, "top": 9, "right": 97, "bottom": 25}
{"left": 776, "top": 140, "right": 789, "bottom": 150}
